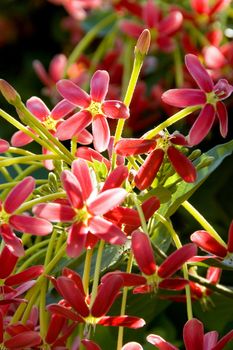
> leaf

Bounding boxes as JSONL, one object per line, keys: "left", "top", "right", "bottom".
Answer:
{"left": 159, "top": 139, "right": 233, "bottom": 218}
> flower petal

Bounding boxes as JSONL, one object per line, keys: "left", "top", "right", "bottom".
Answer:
{"left": 61, "top": 170, "right": 83, "bottom": 209}
{"left": 4, "top": 331, "right": 42, "bottom": 349}
{"left": 56, "top": 276, "right": 89, "bottom": 317}
{"left": 26, "top": 96, "right": 50, "bottom": 121}
{"left": 131, "top": 230, "right": 156, "bottom": 275}
{"left": 115, "top": 138, "right": 156, "bottom": 156}
{"left": 98, "top": 316, "right": 145, "bottom": 329}
{"left": 102, "top": 100, "right": 129, "bottom": 119}
{"left": 4, "top": 176, "right": 35, "bottom": 214}
{"left": 158, "top": 243, "right": 197, "bottom": 278}
{"left": 82, "top": 339, "right": 102, "bottom": 350}
{"left": 227, "top": 221, "right": 233, "bottom": 253}
{"left": 120, "top": 20, "right": 144, "bottom": 38}
{"left": 91, "top": 275, "right": 123, "bottom": 317}
{"left": 51, "top": 99, "right": 76, "bottom": 120}
{"left": 90, "top": 70, "right": 109, "bottom": 102}
{"left": 159, "top": 278, "right": 188, "bottom": 290}
{"left": 135, "top": 149, "right": 164, "bottom": 190}
{"left": 66, "top": 223, "right": 88, "bottom": 258}
{"left": 162, "top": 89, "right": 206, "bottom": 107}
{"left": 9, "top": 215, "right": 53, "bottom": 236}
{"left": 88, "top": 188, "right": 127, "bottom": 216}
{"left": 0, "top": 224, "right": 24, "bottom": 257}
{"left": 185, "top": 54, "right": 214, "bottom": 92}
{"left": 191, "top": 230, "right": 227, "bottom": 257}
{"left": 147, "top": 334, "right": 178, "bottom": 350}
{"left": 0, "top": 139, "right": 9, "bottom": 153}
{"left": 56, "top": 110, "right": 92, "bottom": 141}
{"left": 0, "top": 245, "right": 18, "bottom": 279}
{"left": 33, "top": 203, "right": 75, "bottom": 222}
{"left": 47, "top": 304, "right": 84, "bottom": 322}
{"left": 102, "top": 165, "right": 128, "bottom": 192}
{"left": 56, "top": 79, "right": 91, "bottom": 107}
{"left": 11, "top": 130, "right": 33, "bottom": 147}
{"left": 75, "top": 147, "right": 111, "bottom": 170}
{"left": 204, "top": 331, "right": 219, "bottom": 349}
{"left": 71, "top": 159, "right": 94, "bottom": 201}
{"left": 212, "top": 330, "right": 233, "bottom": 350}
{"left": 5, "top": 265, "right": 44, "bottom": 286}
{"left": 183, "top": 318, "right": 204, "bottom": 350}
{"left": 167, "top": 146, "right": 197, "bottom": 183}
{"left": 92, "top": 114, "right": 110, "bottom": 152}
{"left": 158, "top": 11, "right": 183, "bottom": 36}
{"left": 75, "top": 128, "right": 93, "bottom": 145}
{"left": 216, "top": 101, "right": 228, "bottom": 138}
{"left": 122, "top": 342, "right": 143, "bottom": 350}
{"left": 89, "top": 216, "right": 126, "bottom": 245}
{"left": 203, "top": 46, "right": 227, "bottom": 69}
{"left": 188, "top": 104, "right": 216, "bottom": 146}
{"left": 62, "top": 267, "right": 85, "bottom": 297}
{"left": 101, "top": 272, "right": 146, "bottom": 287}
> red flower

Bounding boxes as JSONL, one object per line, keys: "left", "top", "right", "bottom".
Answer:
{"left": 147, "top": 318, "right": 233, "bottom": 349}
{"left": 130, "top": 230, "right": 197, "bottom": 293}
{"left": 120, "top": 0, "right": 183, "bottom": 53}
{"left": 33, "top": 159, "right": 128, "bottom": 257}
{"left": 49, "top": 0, "right": 102, "bottom": 20}
{"left": 162, "top": 54, "right": 233, "bottom": 145}
{"left": 47, "top": 268, "right": 145, "bottom": 329}
{"left": 0, "top": 177, "right": 53, "bottom": 256}
{"left": 115, "top": 131, "right": 196, "bottom": 190}
{"left": 191, "top": 220, "right": 233, "bottom": 263}
{"left": 56, "top": 70, "right": 129, "bottom": 152}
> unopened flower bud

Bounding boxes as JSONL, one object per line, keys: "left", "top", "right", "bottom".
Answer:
{"left": 135, "top": 29, "right": 151, "bottom": 57}
{"left": 196, "top": 155, "right": 214, "bottom": 170}
{"left": 0, "top": 79, "right": 21, "bottom": 105}
{"left": 188, "top": 149, "right": 202, "bottom": 161}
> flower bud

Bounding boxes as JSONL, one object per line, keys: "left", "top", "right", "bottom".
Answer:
{"left": 135, "top": 29, "right": 151, "bottom": 57}
{"left": 0, "top": 79, "right": 21, "bottom": 105}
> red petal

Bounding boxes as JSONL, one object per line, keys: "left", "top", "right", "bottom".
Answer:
{"left": 88, "top": 188, "right": 127, "bottom": 216}
{"left": 56, "top": 110, "right": 92, "bottom": 141}
{"left": 45, "top": 314, "right": 66, "bottom": 344}
{"left": 82, "top": 339, "right": 102, "bottom": 350}
{"left": 61, "top": 170, "right": 83, "bottom": 209}
{"left": 9, "top": 215, "right": 53, "bottom": 236}
{"left": 102, "top": 165, "right": 128, "bottom": 191}
{"left": 4, "top": 177, "right": 35, "bottom": 214}
{"left": 0, "top": 245, "right": 18, "bottom": 279}
{"left": 162, "top": 89, "right": 206, "bottom": 107}
{"left": 188, "top": 104, "right": 216, "bottom": 146}
{"left": 90, "top": 70, "right": 109, "bottom": 102}
{"left": 62, "top": 267, "right": 85, "bottom": 297}
{"left": 51, "top": 99, "right": 75, "bottom": 120}
{"left": 72, "top": 159, "right": 94, "bottom": 201}
{"left": 122, "top": 342, "right": 143, "bottom": 350}
{"left": 101, "top": 271, "right": 146, "bottom": 287}
{"left": 204, "top": 331, "right": 219, "bottom": 349}
{"left": 227, "top": 221, "right": 233, "bottom": 253}
{"left": 203, "top": 46, "right": 227, "bottom": 69}
{"left": 131, "top": 230, "right": 156, "bottom": 275}
{"left": 190, "top": 0, "right": 209, "bottom": 13}
{"left": 191, "top": 231, "right": 227, "bottom": 257}
{"left": 0, "top": 224, "right": 24, "bottom": 257}
{"left": 115, "top": 138, "right": 156, "bottom": 156}
{"left": 66, "top": 223, "right": 88, "bottom": 258}
{"left": 142, "top": 196, "right": 160, "bottom": 220}
{"left": 185, "top": 54, "right": 214, "bottom": 92}
{"left": 0, "top": 139, "right": 9, "bottom": 153}
{"left": 98, "top": 316, "right": 145, "bottom": 329}
{"left": 216, "top": 101, "right": 228, "bottom": 138}
{"left": 143, "top": 0, "right": 160, "bottom": 27}
{"left": 158, "top": 243, "right": 197, "bottom": 278}
{"left": 92, "top": 114, "right": 110, "bottom": 152}
{"left": 75, "top": 128, "right": 93, "bottom": 145}
{"left": 26, "top": 96, "right": 50, "bottom": 121}
{"left": 167, "top": 146, "right": 197, "bottom": 183}
{"left": 147, "top": 334, "right": 178, "bottom": 350}
{"left": 158, "top": 11, "right": 183, "bottom": 36}
{"left": 206, "top": 267, "right": 222, "bottom": 284}
{"left": 57, "top": 276, "right": 89, "bottom": 317}
{"left": 135, "top": 149, "right": 164, "bottom": 190}
{"left": 105, "top": 207, "right": 140, "bottom": 227}
{"left": 49, "top": 54, "right": 66, "bottom": 81}
{"left": 33, "top": 203, "right": 75, "bottom": 222}
{"left": 91, "top": 275, "right": 123, "bottom": 317}
{"left": 212, "top": 330, "right": 233, "bottom": 350}
{"left": 47, "top": 304, "right": 84, "bottom": 322}
{"left": 57, "top": 79, "right": 91, "bottom": 107}
{"left": 183, "top": 318, "right": 204, "bottom": 350}
{"left": 75, "top": 147, "right": 111, "bottom": 170}
{"left": 5, "top": 265, "right": 44, "bottom": 286}
{"left": 11, "top": 130, "right": 33, "bottom": 147}
{"left": 89, "top": 216, "right": 126, "bottom": 245}
{"left": 120, "top": 20, "right": 143, "bottom": 38}
{"left": 4, "top": 331, "right": 41, "bottom": 349}
{"left": 102, "top": 100, "right": 129, "bottom": 119}
{"left": 159, "top": 278, "right": 188, "bottom": 290}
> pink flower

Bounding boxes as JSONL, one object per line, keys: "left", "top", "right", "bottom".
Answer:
{"left": 56, "top": 70, "right": 129, "bottom": 152}
{"left": 0, "top": 177, "right": 53, "bottom": 257}
{"left": 0, "top": 138, "right": 9, "bottom": 153}
{"left": 191, "top": 0, "right": 231, "bottom": 19}
{"left": 49, "top": 0, "right": 102, "bottom": 21}
{"left": 191, "top": 220, "right": 233, "bottom": 263}
{"left": 162, "top": 54, "right": 233, "bottom": 145}
{"left": 33, "top": 159, "right": 128, "bottom": 257}
{"left": 129, "top": 230, "right": 197, "bottom": 293}
{"left": 47, "top": 268, "right": 145, "bottom": 329}
{"left": 115, "top": 131, "right": 197, "bottom": 190}
{"left": 147, "top": 318, "right": 233, "bottom": 349}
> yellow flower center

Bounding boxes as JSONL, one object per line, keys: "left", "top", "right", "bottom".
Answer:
{"left": 74, "top": 206, "right": 91, "bottom": 225}
{"left": 0, "top": 209, "right": 9, "bottom": 225}
{"left": 88, "top": 101, "right": 102, "bottom": 117}
{"left": 43, "top": 115, "right": 57, "bottom": 131}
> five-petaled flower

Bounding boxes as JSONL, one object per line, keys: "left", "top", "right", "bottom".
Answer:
{"left": 55, "top": 70, "right": 129, "bottom": 152}
{"left": 115, "top": 131, "right": 197, "bottom": 190}
{"left": 0, "top": 176, "right": 53, "bottom": 257}
{"left": 33, "top": 159, "right": 128, "bottom": 257}
{"left": 162, "top": 54, "right": 233, "bottom": 146}
{"left": 47, "top": 268, "right": 145, "bottom": 330}
{"left": 147, "top": 317, "right": 233, "bottom": 350}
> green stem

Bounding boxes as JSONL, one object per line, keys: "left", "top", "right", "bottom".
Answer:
{"left": 116, "top": 252, "right": 133, "bottom": 350}
{"left": 90, "top": 240, "right": 105, "bottom": 308}
{"left": 154, "top": 212, "right": 193, "bottom": 320}
{"left": 0, "top": 167, "right": 13, "bottom": 182}
{"left": 0, "top": 154, "right": 59, "bottom": 167}
{"left": 143, "top": 105, "right": 201, "bottom": 140}
{"left": 182, "top": 200, "right": 227, "bottom": 248}
{"left": 131, "top": 193, "right": 148, "bottom": 233}
{"left": 64, "top": 12, "right": 117, "bottom": 74}
{"left": 8, "top": 147, "right": 35, "bottom": 156}
{"left": 17, "top": 249, "right": 47, "bottom": 272}
{"left": 82, "top": 248, "right": 93, "bottom": 296}
{"left": 189, "top": 274, "right": 233, "bottom": 299}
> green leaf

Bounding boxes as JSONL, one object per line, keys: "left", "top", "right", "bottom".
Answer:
{"left": 159, "top": 139, "right": 233, "bottom": 218}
